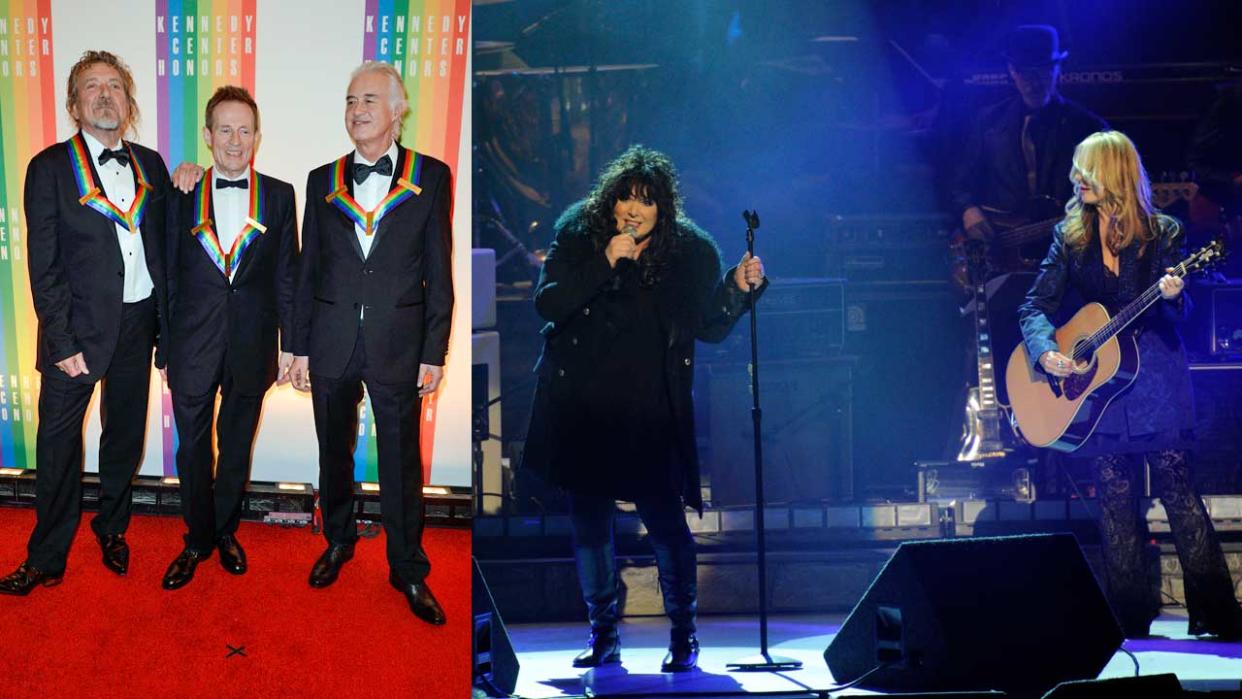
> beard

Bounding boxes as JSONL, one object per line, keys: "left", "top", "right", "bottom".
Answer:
{"left": 86, "top": 99, "right": 123, "bottom": 131}
{"left": 88, "top": 115, "right": 122, "bottom": 130}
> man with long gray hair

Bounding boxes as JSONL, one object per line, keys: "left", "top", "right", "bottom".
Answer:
{"left": 1, "top": 50, "right": 172, "bottom": 595}
{"left": 289, "top": 61, "right": 454, "bottom": 624}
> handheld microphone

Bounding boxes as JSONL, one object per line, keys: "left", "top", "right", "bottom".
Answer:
{"left": 613, "top": 224, "right": 640, "bottom": 288}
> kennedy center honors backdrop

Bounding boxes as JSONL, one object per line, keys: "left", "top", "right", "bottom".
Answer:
{"left": 0, "top": 0, "right": 473, "bottom": 487}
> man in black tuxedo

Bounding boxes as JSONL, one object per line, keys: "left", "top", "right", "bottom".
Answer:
{"left": 0, "top": 51, "right": 171, "bottom": 595}
{"left": 160, "top": 86, "right": 298, "bottom": 590}
{"left": 289, "top": 61, "right": 453, "bottom": 624}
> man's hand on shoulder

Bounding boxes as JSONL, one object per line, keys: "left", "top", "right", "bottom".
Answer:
{"left": 172, "top": 162, "right": 206, "bottom": 194}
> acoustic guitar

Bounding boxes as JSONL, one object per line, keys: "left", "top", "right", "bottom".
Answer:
{"left": 1004, "top": 239, "right": 1225, "bottom": 452}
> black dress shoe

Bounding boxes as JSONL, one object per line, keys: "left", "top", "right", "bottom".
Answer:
{"left": 572, "top": 632, "right": 621, "bottom": 668}
{"left": 162, "top": 549, "right": 208, "bottom": 590}
{"left": 388, "top": 572, "right": 447, "bottom": 625}
{"left": 0, "top": 563, "right": 63, "bottom": 596}
{"left": 98, "top": 534, "right": 129, "bottom": 576}
{"left": 308, "top": 543, "right": 354, "bottom": 588}
{"left": 216, "top": 535, "right": 247, "bottom": 575}
{"left": 661, "top": 634, "right": 700, "bottom": 673}
{"left": 1191, "top": 606, "right": 1242, "bottom": 641}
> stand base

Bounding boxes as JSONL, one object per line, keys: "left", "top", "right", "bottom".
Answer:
{"left": 726, "top": 653, "right": 803, "bottom": 672}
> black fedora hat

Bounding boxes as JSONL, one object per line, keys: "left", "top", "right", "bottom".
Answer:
{"left": 1001, "top": 25, "right": 1069, "bottom": 67}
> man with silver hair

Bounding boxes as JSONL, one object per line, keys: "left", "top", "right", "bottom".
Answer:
{"left": 289, "top": 61, "right": 454, "bottom": 624}
{"left": 1, "top": 50, "right": 172, "bottom": 595}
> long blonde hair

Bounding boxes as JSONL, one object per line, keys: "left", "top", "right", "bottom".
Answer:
{"left": 1062, "top": 131, "right": 1157, "bottom": 253}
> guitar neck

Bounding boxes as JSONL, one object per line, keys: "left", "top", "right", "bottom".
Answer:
{"left": 1074, "top": 266, "right": 1184, "bottom": 361}
{"left": 994, "top": 217, "right": 1060, "bottom": 248}
{"left": 993, "top": 184, "right": 1195, "bottom": 250}
{"left": 973, "top": 283, "right": 999, "bottom": 410}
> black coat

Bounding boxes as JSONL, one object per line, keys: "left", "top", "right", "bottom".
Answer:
{"left": 24, "top": 135, "right": 171, "bottom": 381}
{"left": 291, "top": 148, "right": 454, "bottom": 381}
{"left": 165, "top": 172, "right": 298, "bottom": 396}
{"left": 521, "top": 203, "right": 764, "bottom": 511}
{"left": 950, "top": 94, "right": 1107, "bottom": 218}
{"left": 1018, "top": 214, "right": 1196, "bottom": 454}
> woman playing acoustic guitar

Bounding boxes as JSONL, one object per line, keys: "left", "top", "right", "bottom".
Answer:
{"left": 1017, "top": 130, "right": 1242, "bottom": 639}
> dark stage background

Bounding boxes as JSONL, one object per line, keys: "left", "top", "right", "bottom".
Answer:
{"left": 472, "top": 0, "right": 1242, "bottom": 508}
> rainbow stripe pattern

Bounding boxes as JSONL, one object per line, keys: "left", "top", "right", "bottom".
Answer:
{"left": 66, "top": 133, "right": 153, "bottom": 233}
{"left": 325, "top": 148, "right": 421, "bottom": 237}
{"left": 156, "top": 0, "right": 258, "bottom": 474}
{"left": 155, "top": 0, "right": 258, "bottom": 167}
{"left": 0, "top": 0, "right": 57, "bottom": 469}
{"left": 354, "top": 0, "right": 469, "bottom": 482}
{"left": 363, "top": 0, "right": 470, "bottom": 176}
{"left": 191, "top": 167, "right": 265, "bottom": 277}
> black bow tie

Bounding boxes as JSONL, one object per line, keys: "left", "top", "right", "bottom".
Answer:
{"left": 98, "top": 147, "right": 130, "bottom": 168}
{"left": 353, "top": 155, "right": 393, "bottom": 185}
{"left": 216, "top": 177, "right": 248, "bottom": 190}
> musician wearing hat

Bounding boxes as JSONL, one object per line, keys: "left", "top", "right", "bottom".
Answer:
{"left": 950, "top": 24, "right": 1109, "bottom": 245}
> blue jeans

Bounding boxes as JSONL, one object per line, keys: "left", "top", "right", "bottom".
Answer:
{"left": 570, "top": 492, "right": 697, "bottom": 639}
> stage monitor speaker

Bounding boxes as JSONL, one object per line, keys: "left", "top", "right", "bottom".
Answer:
{"left": 1040, "top": 673, "right": 1182, "bottom": 698}
{"left": 824, "top": 533, "right": 1122, "bottom": 696}
{"left": 473, "top": 557, "right": 519, "bottom": 697}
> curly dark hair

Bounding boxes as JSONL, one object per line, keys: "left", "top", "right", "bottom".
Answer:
{"left": 582, "top": 145, "right": 685, "bottom": 286}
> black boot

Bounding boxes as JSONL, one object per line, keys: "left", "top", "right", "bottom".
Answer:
{"left": 573, "top": 631, "right": 621, "bottom": 668}
{"left": 661, "top": 632, "right": 699, "bottom": 672}
{"left": 573, "top": 543, "right": 621, "bottom": 643}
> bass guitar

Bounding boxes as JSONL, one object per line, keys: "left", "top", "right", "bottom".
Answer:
{"left": 950, "top": 184, "right": 1199, "bottom": 294}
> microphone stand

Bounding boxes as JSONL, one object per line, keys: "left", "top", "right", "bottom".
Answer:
{"left": 728, "top": 210, "right": 802, "bottom": 672}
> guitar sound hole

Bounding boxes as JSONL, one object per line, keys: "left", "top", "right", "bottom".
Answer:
{"left": 1056, "top": 340, "right": 1096, "bottom": 400}
{"left": 1069, "top": 340, "right": 1096, "bottom": 372}
{"left": 1063, "top": 360, "right": 1098, "bottom": 401}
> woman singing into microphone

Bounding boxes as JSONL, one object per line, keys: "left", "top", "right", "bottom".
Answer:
{"left": 1018, "top": 130, "right": 1242, "bottom": 639}
{"left": 522, "top": 146, "right": 766, "bottom": 672}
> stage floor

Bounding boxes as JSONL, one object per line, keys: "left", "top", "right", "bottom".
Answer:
{"left": 505, "top": 611, "right": 1242, "bottom": 697}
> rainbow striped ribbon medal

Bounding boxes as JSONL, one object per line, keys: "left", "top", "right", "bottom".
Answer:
{"left": 190, "top": 168, "right": 266, "bottom": 278}
{"left": 324, "top": 147, "right": 423, "bottom": 237}
{"left": 66, "top": 133, "right": 152, "bottom": 233}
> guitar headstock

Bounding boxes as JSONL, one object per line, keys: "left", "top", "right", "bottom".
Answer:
{"left": 1177, "top": 239, "right": 1227, "bottom": 276}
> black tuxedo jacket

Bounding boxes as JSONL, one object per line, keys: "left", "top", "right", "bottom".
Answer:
{"left": 165, "top": 172, "right": 298, "bottom": 396}
{"left": 292, "top": 147, "right": 453, "bottom": 383}
{"left": 24, "top": 135, "right": 171, "bottom": 383}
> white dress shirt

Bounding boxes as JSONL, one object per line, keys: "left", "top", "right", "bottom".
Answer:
{"left": 352, "top": 141, "right": 398, "bottom": 260}
{"left": 212, "top": 166, "right": 251, "bottom": 281}
{"left": 82, "top": 131, "right": 155, "bottom": 303}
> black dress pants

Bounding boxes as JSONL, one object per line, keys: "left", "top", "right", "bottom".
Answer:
{"left": 311, "top": 328, "right": 430, "bottom": 584}
{"left": 1092, "top": 450, "right": 1242, "bottom": 636}
{"left": 171, "top": 358, "right": 264, "bottom": 553}
{"left": 26, "top": 297, "right": 156, "bottom": 574}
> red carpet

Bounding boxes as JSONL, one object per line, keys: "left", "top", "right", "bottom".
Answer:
{"left": 0, "top": 507, "right": 469, "bottom": 697}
